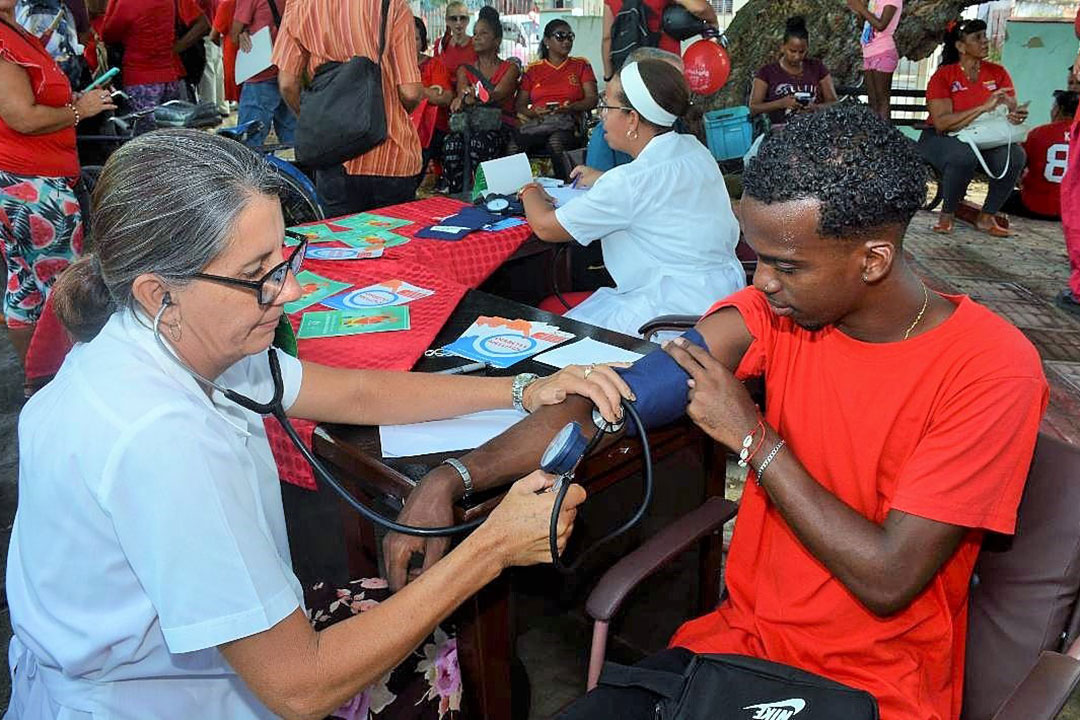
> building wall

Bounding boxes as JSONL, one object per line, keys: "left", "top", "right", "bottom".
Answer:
{"left": 1001, "top": 18, "right": 1077, "bottom": 129}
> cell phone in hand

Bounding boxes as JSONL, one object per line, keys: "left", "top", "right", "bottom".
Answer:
{"left": 546, "top": 101, "right": 560, "bottom": 109}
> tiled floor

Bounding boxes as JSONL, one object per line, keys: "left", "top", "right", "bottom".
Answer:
{"left": 516, "top": 199, "right": 1080, "bottom": 719}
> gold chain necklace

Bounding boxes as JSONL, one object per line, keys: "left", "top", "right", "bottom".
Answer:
{"left": 903, "top": 284, "right": 930, "bottom": 340}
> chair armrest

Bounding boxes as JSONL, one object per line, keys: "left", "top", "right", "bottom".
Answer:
{"left": 991, "top": 651, "right": 1080, "bottom": 720}
{"left": 586, "top": 496, "right": 738, "bottom": 623}
{"left": 637, "top": 315, "right": 701, "bottom": 338}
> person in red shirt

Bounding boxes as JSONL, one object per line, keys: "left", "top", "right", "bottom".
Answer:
{"left": 1002, "top": 89, "right": 1075, "bottom": 219}
{"left": 233, "top": 0, "right": 293, "bottom": 147}
{"left": 210, "top": 0, "right": 239, "bottom": 103}
{"left": 386, "top": 104, "right": 1048, "bottom": 720}
{"left": 918, "top": 18, "right": 1029, "bottom": 237}
{"left": 1057, "top": 13, "right": 1080, "bottom": 315}
{"left": 601, "top": 0, "right": 715, "bottom": 82}
{"left": 441, "top": 6, "right": 519, "bottom": 194}
{"left": 515, "top": 19, "right": 598, "bottom": 180}
{"left": 101, "top": 0, "right": 184, "bottom": 128}
{"left": 432, "top": 0, "right": 475, "bottom": 80}
{"left": 0, "top": 4, "right": 113, "bottom": 379}
{"left": 412, "top": 16, "right": 453, "bottom": 185}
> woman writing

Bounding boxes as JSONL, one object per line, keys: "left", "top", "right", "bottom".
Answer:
{"left": 515, "top": 19, "right": 598, "bottom": 181}
{"left": 516, "top": 59, "right": 745, "bottom": 337}
{"left": 749, "top": 16, "right": 837, "bottom": 129}
{"left": 442, "top": 6, "right": 520, "bottom": 194}
{"left": 0, "top": 0, "right": 113, "bottom": 385}
{"left": 5, "top": 130, "right": 634, "bottom": 720}
{"left": 918, "top": 18, "right": 1027, "bottom": 237}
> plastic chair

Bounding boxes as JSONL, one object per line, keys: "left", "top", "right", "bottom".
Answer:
{"left": 583, "top": 433, "right": 1080, "bottom": 719}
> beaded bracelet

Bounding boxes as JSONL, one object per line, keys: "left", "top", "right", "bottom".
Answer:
{"left": 519, "top": 183, "right": 542, "bottom": 200}
{"left": 736, "top": 418, "right": 766, "bottom": 468}
{"left": 67, "top": 101, "right": 80, "bottom": 127}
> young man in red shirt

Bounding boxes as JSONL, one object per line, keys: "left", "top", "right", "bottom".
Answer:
{"left": 1005, "top": 89, "right": 1076, "bottom": 219}
{"left": 384, "top": 104, "right": 1048, "bottom": 720}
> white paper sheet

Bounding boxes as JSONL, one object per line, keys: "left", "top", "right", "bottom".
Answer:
{"left": 480, "top": 153, "right": 533, "bottom": 194}
{"left": 379, "top": 409, "right": 527, "bottom": 458}
{"left": 235, "top": 27, "right": 273, "bottom": 84}
{"left": 546, "top": 186, "right": 588, "bottom": 208}
{"left": 534, "top": 337, "right": 644, "bottom": 369}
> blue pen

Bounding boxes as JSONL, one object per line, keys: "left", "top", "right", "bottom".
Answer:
{"left": 569, "top": 176, "right": 579, "bottom": 189}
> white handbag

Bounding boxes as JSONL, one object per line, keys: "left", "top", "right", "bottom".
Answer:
{"left": 951, "top": 105, "right": 1030, "bottom": 180}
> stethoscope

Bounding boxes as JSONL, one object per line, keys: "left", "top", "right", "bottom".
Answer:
{"left": 152, "top": 294, "right": 653, "bottom": 566}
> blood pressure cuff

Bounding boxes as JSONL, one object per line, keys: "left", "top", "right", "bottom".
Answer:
{"left": 614, "top": 328, "right": 710, "bottom": 433}
{"left": 415, "top": 206, "right": 501, "bottom": 240}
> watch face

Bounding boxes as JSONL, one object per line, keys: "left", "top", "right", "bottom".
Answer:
{"left": 487, "top": 197, "right": 510, "bottom": 212}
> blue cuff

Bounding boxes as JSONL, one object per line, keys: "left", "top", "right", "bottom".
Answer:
{"left": 615, "top": 329, "right": 710, "bottom": 433}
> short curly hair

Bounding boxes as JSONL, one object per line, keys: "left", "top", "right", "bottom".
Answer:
{"left": 743, "top": 102, "right": 927, "bottom": 241}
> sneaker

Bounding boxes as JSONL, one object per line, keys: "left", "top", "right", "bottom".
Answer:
{"left": 1056, "top": 289, "right": 1080, "bottom": 316}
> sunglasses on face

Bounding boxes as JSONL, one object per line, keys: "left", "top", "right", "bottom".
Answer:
{"left": 550, "top": 31, "right": 574, "bottom": 41}
{"left": 447, "top": 15, "right": 468, "bottom": 22}
{"left": 193, "top": 231, "right": 307, "bottom": 306}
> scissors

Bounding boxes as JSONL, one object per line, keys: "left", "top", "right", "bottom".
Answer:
{"left": 424, "top": 348, "right": 452, "bottom": 358}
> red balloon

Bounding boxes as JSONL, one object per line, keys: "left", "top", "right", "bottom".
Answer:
{"left": 682, "top": 39, "right": 730, "bottom": 95}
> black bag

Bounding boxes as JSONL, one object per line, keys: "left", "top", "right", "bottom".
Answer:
{"left": 609, "top": 0, "right": 658, "bottom": 74}
{"left": 294, "top": 0, "right": 390, "bottom": 168}
{"left": 599, "top": 654, "right": 879, "bottom": 720}
{"left": 448, "top": 64, "right": 504, "bottom": 133}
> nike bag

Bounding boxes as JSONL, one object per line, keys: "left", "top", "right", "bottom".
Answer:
{"left": 598, "top": 653, "right": 879, "bottom": 720}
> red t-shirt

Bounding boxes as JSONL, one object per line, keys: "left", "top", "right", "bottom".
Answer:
{"left": 0, "top": 22, "right": 78, "bottom": 178}
{"left": 212, "top": 0, "right": 240, "bottom": 101}
{"left": 416, "top": 54, "right": 453, "bottom": 136}
{"left": 234, "top": 0, "right": 283, "bottom": 83}
{"left": 101, "top": 0, "right": 181, "bottom": 86}
{"left": 1020, "top": 119, "right": 1071, "bottom": 218}
{"left": 462, "top": 60, "right": 517, "bottom": 127}
{"left": 670, "top": 288, "right": 1047, "bottom": 720}
{"left": 520, "top": 56, "right": 596, "bottom": 107}
{"left": 434, "top": 36, "right": 477, "bottom": 79}
{"left": 604, "top": 0, "right": 680, "bottom": 57}
{"left": 925, "top": 61, "right": 1014, "bottom": 120}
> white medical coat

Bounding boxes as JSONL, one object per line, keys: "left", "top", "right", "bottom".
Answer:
{"left": 554, "top": 131, "right": 746, "bottom": 336}
{"left": 5, "top": 311, "right": 305, "bottom": 719}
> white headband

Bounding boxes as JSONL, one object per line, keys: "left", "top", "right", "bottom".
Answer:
{"left": 619, "top": 62, "right": 678, "bottom": 127}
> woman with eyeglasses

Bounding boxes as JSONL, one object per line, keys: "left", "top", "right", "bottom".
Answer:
{"left": 433, "top": 1, "right": 476, "bottom": 81}
{"left": 919, "top": 18, "right": 1027, "bottom": 237}
{"left": 517, "top": 59, "right": 744, "bottom": 337}
{"left": 442, "top": 6, "right": 520, "bottom": 194}
{"left": 3, "top": 129, "right": 636, "bottom": 720}
{"left": 515, "top": 19, "right": 598, "bottom": 181}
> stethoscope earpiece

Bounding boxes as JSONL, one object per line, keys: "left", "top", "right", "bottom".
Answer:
{"left": 161, "top": 292, "right": 172, "bottom": 309}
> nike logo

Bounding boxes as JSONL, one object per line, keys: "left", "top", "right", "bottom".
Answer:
{"left": 743, "top": 698, "right": 807, "bottom": 720}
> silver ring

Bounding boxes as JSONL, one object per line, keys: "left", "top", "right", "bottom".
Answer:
{"left": 583, "top": 364, "right": 595, "bottom": 380}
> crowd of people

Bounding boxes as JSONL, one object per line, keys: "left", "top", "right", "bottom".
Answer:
{"left": 0, "top": 0, "right": 1076, "bottom": 719}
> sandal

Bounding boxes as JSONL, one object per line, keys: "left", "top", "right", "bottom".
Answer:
{"left": 976, "top": 220, "right": 1011, "bottom": 238}
{"left": 931, "top": 216, "right": 954, "bottom": 234}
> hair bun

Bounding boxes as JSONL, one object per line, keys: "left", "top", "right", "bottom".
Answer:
{"left": 478, "top": 5, "right": 499, "bottom": 23}
{"left": 52, "top": 254, "right": 116, "bottom": 343}
{"left": 785, "top": 15, "right": 807, "bottom": 32}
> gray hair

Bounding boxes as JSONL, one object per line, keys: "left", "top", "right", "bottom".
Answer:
{"left": 53, "top": 129, "right": 284, "bottom": 342}
{"left": 626, "top": 46, "right": 684, "bottom": 71}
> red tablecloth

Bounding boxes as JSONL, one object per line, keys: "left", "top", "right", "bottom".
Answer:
{"left": 267, "top": 197, "right": 533, "bottom": 489}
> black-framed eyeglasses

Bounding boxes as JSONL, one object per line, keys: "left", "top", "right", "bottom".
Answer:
{"left": 192, "top": 231, "right": 307, "bottom": 305}
{"left": 550, "top": 31, "right": 575, "bottom": 41}
{"left": 447, "top": 14, "right": 468, "bottom": 21}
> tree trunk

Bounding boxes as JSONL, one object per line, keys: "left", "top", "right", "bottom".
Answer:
{"left": 705, "top": 0, "right": 983, "bottom": 109}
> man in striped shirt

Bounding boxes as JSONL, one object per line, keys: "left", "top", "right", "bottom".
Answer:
{"left": 273, "top": 0, "right": 423, "bottom": 215}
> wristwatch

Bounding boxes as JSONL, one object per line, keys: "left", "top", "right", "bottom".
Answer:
{"left": 511, "top": 373, "right": 540, "bottom": 413}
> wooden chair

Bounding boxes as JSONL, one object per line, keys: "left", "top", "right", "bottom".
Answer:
{"left": 583, "top": 433, "right": 1080, "bottom": 719}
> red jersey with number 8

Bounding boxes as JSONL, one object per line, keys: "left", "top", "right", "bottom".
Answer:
{"left": 1020, "top": 120, "right": 1072, "bottom": 218}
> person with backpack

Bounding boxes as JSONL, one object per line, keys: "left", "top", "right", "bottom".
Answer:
{"left": 233, "top": 0, "right": 294, "bottom": 148}
{"left": 601, "top": 0, "right": 715, "bottom": 83}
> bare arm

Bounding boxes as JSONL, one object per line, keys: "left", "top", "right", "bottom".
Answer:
{"left": 173, "top": 15, "right": 209, "bottom": 54}
{"left": 846, "top": 0, "right": 897, "bottom": 32}
{"left": 0, "top": 60, "right": 114, "bottom": 135}
{"left": 749, "top": 77, "right": 798, "bottom": 117}
{"left": 928, "top": 93, "right": 1001, "bottom": 133}
{"left": 223, "top": 473, "right": 585, "bottom": 720}
{"left": 278, "top": 69, "right": 302, "bottom": 114}
{"left": 398, "top": 82, "right": 423, "bottom": 113}
{"left": 486, "top": 62, "right": 520, "bottom": 105}
{"left": 817, "top": 73, "right": 838, "bottom": 106}
{"left": 673, "top": 0, "right": 718, "bottom": 26}
{"left": 519, "top": 183, "right": 573, "bottom": 242}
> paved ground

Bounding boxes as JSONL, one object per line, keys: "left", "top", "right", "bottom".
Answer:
{"left": 0, "top": 195, "right": 1077, "bottom": 716}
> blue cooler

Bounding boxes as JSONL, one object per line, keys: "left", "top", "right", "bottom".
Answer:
{"left": 703, "top": 107, "right": 753, "bottom": 161}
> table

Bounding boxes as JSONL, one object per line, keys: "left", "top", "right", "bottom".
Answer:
{"left": 311, "top": 290, "right": 728, "bottom": 720}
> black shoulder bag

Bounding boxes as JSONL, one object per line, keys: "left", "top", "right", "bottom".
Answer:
{"left": 598, "top": 653, "right": 879, "bottom": 720}
{"left": 294, "top": 0, "right": 391, "bottom": 168}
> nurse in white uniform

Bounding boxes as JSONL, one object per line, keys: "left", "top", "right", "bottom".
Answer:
{"left": 519, "top": 59, "right": 745, "bottom": 337}
{"left": 3, "top": 130, "right": 633, "bottom": 720}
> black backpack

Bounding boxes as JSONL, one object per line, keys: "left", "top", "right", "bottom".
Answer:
{"left": 609, "top": 0, "right": 659, "bottom": 74}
